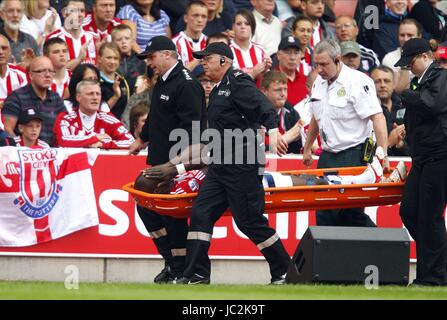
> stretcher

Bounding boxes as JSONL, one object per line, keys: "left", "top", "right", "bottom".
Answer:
{"left": 122, "top": 166, "right": 405, "bottom": 219}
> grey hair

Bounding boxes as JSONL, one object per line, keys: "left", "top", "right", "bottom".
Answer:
{"left": 76, "top": 79, "right": 100, "bottom": 93}
{"left": 314, "top": 39, "right": 341, "bottom": 60}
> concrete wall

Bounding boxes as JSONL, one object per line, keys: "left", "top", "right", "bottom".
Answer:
{"left": 0, "top": 256, "right": 416, "bottom": 285}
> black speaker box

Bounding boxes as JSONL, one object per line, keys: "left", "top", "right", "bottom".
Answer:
{"left": 286, "top": 226, "right": 410, "bottom": 285}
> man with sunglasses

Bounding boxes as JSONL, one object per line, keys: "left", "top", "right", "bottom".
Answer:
{"left": 395, "top": 38, "right": 447, "bottom": 287}
{"left": 2, "top": 56, "right": 65, "bottom": 146}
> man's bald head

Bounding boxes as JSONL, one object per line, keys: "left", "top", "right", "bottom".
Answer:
{"left": 29, "top": 56, "right": 55, "bottom": 90}
{"left": 0, "top": 34, "right": 11, "bottom": 66}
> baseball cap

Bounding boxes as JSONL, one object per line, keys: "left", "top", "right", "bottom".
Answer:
{"left": 192, "top": 42, "right": 234, "bottom": 60}
{"left": 18, "top": 108, "right": 43, "bottom": 124}
{"left": 437, "top": 46, "right": 447, "bottom": 60}
{"left": 137, "top": 36, "right": 177, "bottom": 59}
{"left": 340, "top": 41, "right": 361, "bottom": 57}
{"left": 394, "top": 38, "right": 431, "bottom": 67}
{"left": 278, "top": 36, "right": 301, "bottom": 51}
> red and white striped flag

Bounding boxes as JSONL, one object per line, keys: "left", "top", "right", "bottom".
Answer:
{"left": 0, "top": 147, "right": 99, "bottom": 247}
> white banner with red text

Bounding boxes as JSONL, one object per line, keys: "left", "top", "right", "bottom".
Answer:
{"left": 0, "top": 151, "right": 426, "bottom": 260}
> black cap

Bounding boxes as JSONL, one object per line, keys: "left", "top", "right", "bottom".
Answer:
{"left": 278, "top": 36, "right": 301, "bottom": 51}
{"left": 394, "top": 38, "right": 431, "bottom": 67}
{"left": 137, "top": 36, "right": 177, "bottom": 59}
{"left": 18, "top": 108, "right": 43, "bottom": 124}
{"left": 192, "top": 42, "right": 234, "bottom": 60}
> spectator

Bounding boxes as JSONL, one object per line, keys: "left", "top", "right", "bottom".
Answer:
{"left": 261, "top": 70, "right": 303, "bottom": 153}
{"left": 174, "top": 0, "right": 236, "bottom": 37}
{"left": 370, "top": 65, "right": 409, "bottom": 156}
{"left": 121, "top": 66, "right": 157, "bottom": 130}
{"left": 171, "top": 1, "right": 208, "bottom": 72}
{"left": 251, "top": 0, "right": 282, "bottom": 57}
{"left": 0, "top": 34, "right": 28, "bottom": 128}
{"left": 46, "top": 0, "right": 99, "bottom": 69}
{"left": 299, "top": 0, "right": 335, "bottom": 50}
{"left": 334, "top": 15, "right": 380, "bottom": 75}
{"left": 281, "top": 0, "right": 303, "bottom": 39}
{"left": 0, "top": 0, "right": 39, "bottom": 66}
{"left": 292, "top": 16, "right": 313, "bottom": 76}
{"left": 83, "top": 0, "right": 122, "bottom": 42}
{"left": 206, "top": 32, "right": 230, "bottom": 45}
{"left": 275, "top": 36, "right": 308, "bottom": 105}
{"left": 54, "top": 79, "right": 134, "bottom": 149}
{"left": 340, "top": 40, "right": 363, "bottom": 72}
{"left": 382, "top": 18, "right": 422, "bottom": 94}
{"left": 193, "top": 65, "right": 215, "bottom": 106}
{"left": 230, "top": 9, "right": 271, "bottom": 80}
{"left": 436, "top": 45, "right": 447, "bottom": 69}
{"left": 112, "top": 24, "right": 147, "bottom": 96}
{"left": 14, "top": 108, "right": 50, "bottom": 148}
{"left": 43, "top": 37, "right": 71, "bottom": 99}
{"left": 117, "top": 0, "right": 171, "bottom": 53}
{"left": 372, "top": 0, "right": 408, "bottom": 62}
{"left": 21, "top": 0, "right": 61, "bottom": 49}
{"left": 98, "top": 42, "right": 129, "bottom": 121}
{"left": 408, "top": 0, "right": 446, "bottom": 41}
{"left": 2, "top": 56, "right": 66, "bottom": 146}
{"left": 128, "top": 101, "right": 149, "bottom": 139}
{"left": 66, "top": 63, "right": 111, "bottom": 113}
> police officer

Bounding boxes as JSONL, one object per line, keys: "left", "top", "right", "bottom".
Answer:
{"left": 395, "top": 38, "right": 447, "bottom": 286}
{"left": 303, "top": 39, "right": 389, "bottom": 227}
{"left": 173, "top": 42, "right": 291, "bottom": 285}
{"left": 128, "top": 36, "right": 206, "bottom": 283}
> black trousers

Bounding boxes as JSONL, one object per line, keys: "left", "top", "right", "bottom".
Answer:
{"left": 137, "top": 206, "right": 188, "bottom": 275}
{"left": 400, "top": 158, "right": 447, "bottom": 285}
{"left": 316, "top": 148, "right": 376, "bottom": 227}
{"left": 183, "top": 165, "right": 290, "bottom": 279}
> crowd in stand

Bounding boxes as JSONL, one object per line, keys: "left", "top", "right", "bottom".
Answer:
{"left": 0, "top": 0, "right": 446, "bottom": 156}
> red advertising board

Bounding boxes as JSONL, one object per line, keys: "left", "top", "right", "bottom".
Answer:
{"left": 0, "top": 152, "right": 416, "bottom": 259}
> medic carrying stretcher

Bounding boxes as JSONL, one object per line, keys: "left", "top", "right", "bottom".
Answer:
{"left": 123, "top": 145, "right": 407, "bottom": 219}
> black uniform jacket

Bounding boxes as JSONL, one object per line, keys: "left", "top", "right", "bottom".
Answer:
{"left": 206, "top": 68, "right": 278, "bottom": 166}
{"left": 140, "top": 62, "right": 206, "bottom": 165}
{"left": 401, "top": 61, "right": 447, "bottom": 163}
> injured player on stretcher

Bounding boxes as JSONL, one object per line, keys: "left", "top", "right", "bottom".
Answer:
{"left": 134, "top": 144, "right": 407, "bottom": 195}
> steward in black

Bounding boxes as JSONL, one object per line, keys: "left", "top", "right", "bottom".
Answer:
{"left": 174, "top": 42, "right": 290, "bottom": 285}
{"left": 130, "top": 36, "right": 206, "bottom": 284}
{"left": 140, "top": 62, "right": 207, "bottom": 166}
{"left": 396, "top": 38, "right": 447, "bottom": 286}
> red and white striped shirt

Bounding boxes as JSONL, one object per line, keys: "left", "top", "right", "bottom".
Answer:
{"left": 172, "top": 32, "right": 207, "bottom": 65}
{"left": 14, "top": 136, "right": 50, "bottom": 148}
{"left": 0, "top": 64, "right": 28, "bottom": 130}
{"left": 53, "top": 109, "right": 135, "bottom": 149}
{"left": 46, "top": 28, "right": 99, "bottom": 65}
{"left": 51, "top": 69, "right": 72, "bottom": 99}
{"left": 230, "top": 41, "right": 266, "bottom": 74}
{"left": 309, "top": 21, "right": 323, "bottom": 50}
{"left": 300, "top": 47, "right": 312, "bottom": 77}
{"left": 171, "top": 170, "right": 207, "bottom": 194}
{"left": 82, "top": 13, "right": 122, "bottom": 42}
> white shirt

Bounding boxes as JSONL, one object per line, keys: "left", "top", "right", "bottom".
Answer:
{"left": 161, "top": 62, "right": 179, "bottom": 81}
{"left": 382, "top": 47, "right": 402, "bottom": 73}
{"left": 251, "top": 10, "right": 282, "bottom": 57}
{"left": 309, "top": 64, "right": 382, "bottom": 153}
{"left": 20, "top": 9, "right": 62, "bottom": 40}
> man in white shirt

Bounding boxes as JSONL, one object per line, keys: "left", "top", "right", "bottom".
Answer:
{"left": 251, "top": 0, "right": 282, "bottom": 57}
{"left": 303, "top": 40, "right": 389, "bottom": 227}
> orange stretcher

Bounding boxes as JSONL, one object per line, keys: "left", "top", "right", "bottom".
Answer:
{"left": 122, "top": 166, "right": 405, "bottom": 219}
